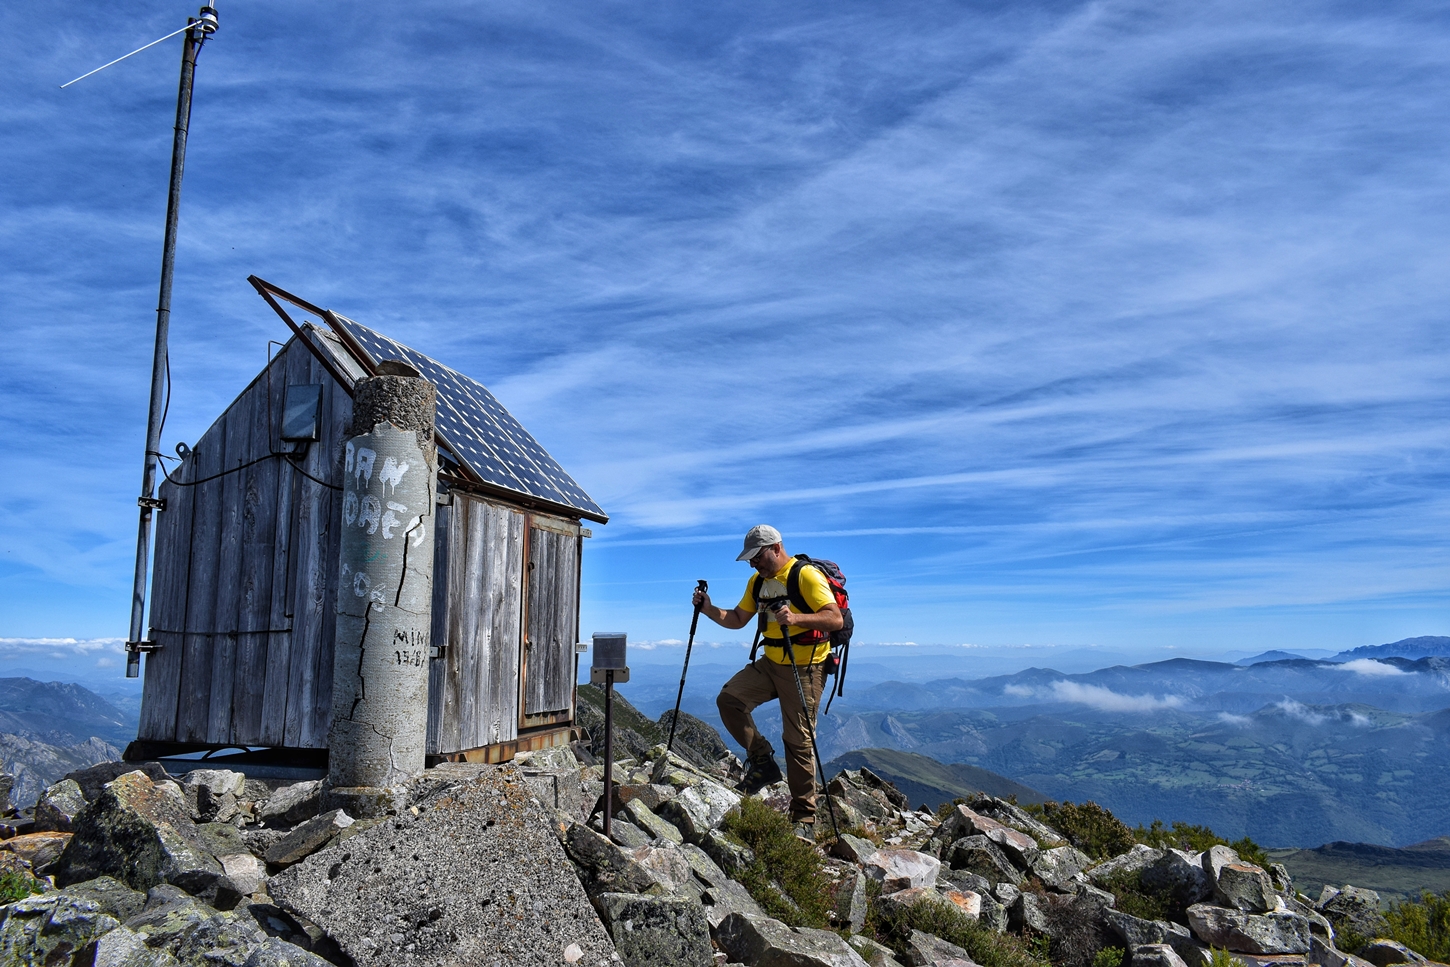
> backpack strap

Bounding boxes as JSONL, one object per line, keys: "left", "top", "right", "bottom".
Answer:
{"left": 784, "top": 556, "right": 816, "bottom": 614}
{"left": 747, "top": 613, "right": 765, "bottom": 662}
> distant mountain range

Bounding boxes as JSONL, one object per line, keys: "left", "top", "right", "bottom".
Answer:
{"left": 1271, "top": 837, "right": 1450, "bottom": 905}
{"left": 0, "top": 677, "right": 139, "bottom": 809}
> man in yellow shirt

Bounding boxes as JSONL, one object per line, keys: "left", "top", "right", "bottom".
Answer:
{"left": 692, "top": 525, "right": 843, "bottom": 833}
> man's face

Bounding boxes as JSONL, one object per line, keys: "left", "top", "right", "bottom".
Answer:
{"left": 749, "top": 543, "right": 786, "bottom": 575}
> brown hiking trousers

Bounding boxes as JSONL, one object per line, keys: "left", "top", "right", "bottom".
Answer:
{"left": 717, "top": 656, "right": 827, "bottom": 823}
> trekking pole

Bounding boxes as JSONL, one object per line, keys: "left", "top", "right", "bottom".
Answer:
{"left": 778, "top": 619, "right": 840, "bottom": 840}
{"left": 667, "top": 580, "right": 708, "bottom": 754}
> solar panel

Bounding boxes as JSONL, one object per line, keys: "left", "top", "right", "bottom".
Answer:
{"left": 327, "top": 314, "right": 608, "bottom": 522}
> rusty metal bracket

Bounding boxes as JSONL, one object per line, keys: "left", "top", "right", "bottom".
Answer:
{"left": 138, "top": 496, "right": 166, "bottom": 511}
{"left": 126, "top": 639, "right": 162, "bottom": 654}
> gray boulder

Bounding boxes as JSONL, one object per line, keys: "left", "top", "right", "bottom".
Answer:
{"left": 34, "top": 778, "right": 88, "bottom": 832}
{"left": 255, "top": 780, "right": 322, "bottom": 827}
{"left": 1105, "top": 909, "right": 1178, "bottom": 948}
{"left": 60, "top": 875, "right": 147, "bottom": 922}
{"left": 835, "top": 870, "right": 869, "bottom": 935}
{"left": 618, "top": 783, "right": 677, "bottom": 812}
{"left": 629, "top": 842, "right": 698, "bottom": 896}
{"left": 864, "top": 848, "right": 941, "bottom": 892}
{"left": 946, "top": 835, "right": 1022, "bottom": 885}
{"left": 930, "top": 804, "right": 1040, "bottom": 868}
{"left": 241, "top": 936, "right": 334, "bottom": 967}
{"left": 902, "top": 928, "right": 972, "bottom": 966}
{"left": 180, "top": 770, "right": 247, "bottom": 824}
{"left": 65, "top": 762, "right": 171, "bottom": 803}
{"left": 717, "top": 912, "right": 870, "bottom": 967}
{"left": 88, "top": 923, "right": 181, "bottom": 965}
{"left": 1186, "top": 903, "right": 1311, "bottom": 954}
{"left": 700, "top": 828, "right": 755, "bottom": 877}
{"left": 566, "top": 821, "right": 672, "bottom": 896}
{"left": 833, "top": 832, "right": 880, "bottom": 864}
{"left": 1089, "top": 845, "right": 1166, "bottom": 886}
{"left": 968, "top": 796, "right": 1067, "bottom": 847}
{"left": 49, "top": 770, "right": 239, "bottom": 908}
{"left": 623, "top": 799, "right": 684, "bottom": 845}
{"left": 1312, "top": 934, "right": 1380, "bottom": 967}
{"left": 0, "top": 772, "right": 13, "bottom": 814}
{"left": 263, "top": 809, "right": 354, "bottom": 867}
{"left": 1200, "top": 845, "right": 1239, "bottom": 884}
{"left": 1132, "top": 943, "right": 1190, "bottom": 967}
{"left": 1030, "top": 845, "right": 1092, "bottom": 888}
{"left": 1358, "top": 940, "right": 1428, "bottom": 967}
{"left": 1009, "top": 892, "right": 1051, "bottom": 935}
{"left": 656, "top": 779, "right": 741, "bottom": 843}
{"left": 848, "top": 935, "right": 906, "bottom": 967}
{"left": 1142, "top": 850, "right": 1212, "bottom": 904}
{"left": 1320, "top": 885, "right": 1389, "bottom": 941}
{"left": 607, "top": 818, "right": 653, "bottom": 849}
{"left": 268, "top": 764, "right": 617, "bottom": 967}
{"left": 596, "top": 892, "right": 713, "bottom": 967}
{"left": 1214, "top": 863, "right": 1275, "bottom": 913}
{"left": 0, "top": 893, "right": 121, "bottom": 965}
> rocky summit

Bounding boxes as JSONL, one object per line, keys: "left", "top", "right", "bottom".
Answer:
{"left": 0, "top": 727, "right": 1435, "bottom": 967}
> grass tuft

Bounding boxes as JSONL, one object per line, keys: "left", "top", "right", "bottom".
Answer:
{"left": 1093, "top": 947, "right": 1125, "bottom": 967}
{"left": 0, "top": 870, "right": 47, "bottom": 904}
{"left": 870, "top": 896, "right": 1050, "bottom": 967}
{"left": 721, "top": 797, "right": 833, "bottom": 928}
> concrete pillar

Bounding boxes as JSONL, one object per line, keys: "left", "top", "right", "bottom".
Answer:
{"left": 328, "top": 371, "right": 437, "bottom": 795}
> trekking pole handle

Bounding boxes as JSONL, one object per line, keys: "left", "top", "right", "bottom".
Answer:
{"left": 688, "top": 580, "right": 707, "bottom": 635}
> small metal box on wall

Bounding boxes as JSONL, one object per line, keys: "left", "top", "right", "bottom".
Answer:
{"left": 130, "top": 278, "right": 608, "bottom": 767}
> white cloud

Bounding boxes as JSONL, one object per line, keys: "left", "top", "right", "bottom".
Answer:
{"left": 0, "top": 637, "right": 125, "bottom": 657}
{"left": 1217, "top": 712, "right": 1251, "bottom": 726}
{"left": 1334, "top": 659, "right": 1410, "bottom": 677}
{"left": 1275, "top": 699, "right": 1327, "bottom": 724}
{"left": 1006, "top": 679, "right": 1184, "bottom": 711}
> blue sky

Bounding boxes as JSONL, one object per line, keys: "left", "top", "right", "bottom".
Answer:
{"left": 3, "top": 0, "right": 1450, "bottom": 680}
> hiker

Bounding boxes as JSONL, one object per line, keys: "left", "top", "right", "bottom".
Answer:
{"left": 693, "top": 524, "right": 843, "bottom": 835}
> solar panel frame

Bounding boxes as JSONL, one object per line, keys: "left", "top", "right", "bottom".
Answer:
{"left": 325, "top": 313, "right": 607, "bottom": 522}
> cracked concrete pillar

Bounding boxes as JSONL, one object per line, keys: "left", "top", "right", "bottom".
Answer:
{"left": 328, "top": 369, "right": 437, "bottom": 794}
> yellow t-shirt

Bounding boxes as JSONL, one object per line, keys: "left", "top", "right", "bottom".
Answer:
{"left": 738, "top": 559, "right": 835, "bottom": 665}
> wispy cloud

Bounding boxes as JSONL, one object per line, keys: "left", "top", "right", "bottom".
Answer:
{"left": 1008, "top": 680, "right": 1185, "bottom": 712}
{"left": 1334, "top": 659, "right": 1410, "bottom": 678}
{"left": 1275, "top": 699, "right": 1327, "bottom": 725}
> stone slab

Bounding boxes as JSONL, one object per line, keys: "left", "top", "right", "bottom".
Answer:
{"left": 268, "top": 763, "right": 619, "bottom": 967}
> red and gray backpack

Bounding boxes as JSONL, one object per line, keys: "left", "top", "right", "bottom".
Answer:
{"left": 749, "top": 554, "right": 854, "bottom": 713}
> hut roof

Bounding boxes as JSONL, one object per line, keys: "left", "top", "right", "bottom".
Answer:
{"left": 323, "top": 313, "right": 608, "bottom": 523}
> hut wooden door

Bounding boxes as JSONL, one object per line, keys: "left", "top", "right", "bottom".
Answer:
{"left": 425, "top": 493, "right": 526, "bottom": 754}
{"left": 520, "top": 515, "right": 580, "bottom": 729}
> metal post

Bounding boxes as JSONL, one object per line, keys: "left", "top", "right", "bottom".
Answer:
{"left": 126, "top": 10, "right": 216, "bottom": 678}
{"left": 603, "top": 669, "right": 615, "bottom": 839}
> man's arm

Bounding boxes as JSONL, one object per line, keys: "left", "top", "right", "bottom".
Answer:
{"left": 767, "top": 600, "right": 843, "bottom": 633}
{"left": 693, "top": 587, "right": 755, "bottom": 630}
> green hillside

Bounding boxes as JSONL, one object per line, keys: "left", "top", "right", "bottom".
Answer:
{"left": 1270, "top": 838, "right": 1450, "bottom": 906}
{"left": 824, "top": 747, "right": 1045, "bottom": 810}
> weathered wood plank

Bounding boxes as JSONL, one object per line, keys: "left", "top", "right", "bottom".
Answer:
{"left": 425, "top": 499, "right": 452, "bottom": 754}
{"left": 434, "top": 496, "right": 468, "bottom": 752}
{"left": 524, "top": 524, "right": 576, "bottom": 715}
{"left": 230, "top": 350, "right": 285, "bottom": 744}
{"left": 457, "top": 499, "right": 487, "bottom": 748}
{"left": 177, "top": 413, "right": 226, "bottom": 743}
{"left": 138, "top": 446, "right": 194, "bottom": 741}
{"left": 260, "top": 341, "right": 311, "bottom": 746}
{"left": 488, "top": 505, "right": 524, "bottom": 744}
{"left": 206, "top": 391, "right": 252, "bottom": 743}
{"left": 284, "top": 352, "right": 338, "bottom": 748}
{"left": 301, "top": 366, "right": 349, "bottom": 748}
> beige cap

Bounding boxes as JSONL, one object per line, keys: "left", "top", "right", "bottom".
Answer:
{"left": 736, "top": 524, "right": 783, "bottom": 561}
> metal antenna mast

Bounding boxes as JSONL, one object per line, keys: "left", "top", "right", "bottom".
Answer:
{"left": 63, "top": 6, "right": 221, "bottom": 677}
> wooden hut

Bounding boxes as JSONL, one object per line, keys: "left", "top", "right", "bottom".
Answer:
{"left": 128, "top": 278, "right": 608, "bottom": 767}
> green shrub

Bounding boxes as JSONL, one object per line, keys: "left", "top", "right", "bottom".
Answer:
{"left": 1133, "top": 819, "right": 1268, "bottom": 866}
{"left": 1027, "top": 800, "right": 1137, "bottom": 860}
{"left": 1093, "top": 947, "right": 1125, "bottom": 967}
{"left": 1208, "top": 948, "right": 1240, "bottom": 967}
{"left": 721, "top": 797, "right": 833, "bottom": 928}
{"left": 0, "top": 870, "right": 45, "bottom": 904}
{"left": 1383, "top": 891, "right": 1450, "bottom": 962}
{"left": 871, "top": 896, "right": 1050, "bottom": 967}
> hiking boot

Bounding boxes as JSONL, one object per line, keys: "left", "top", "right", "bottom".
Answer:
{"left": 738, "top": 752, "right": 783, "bottom": 794}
